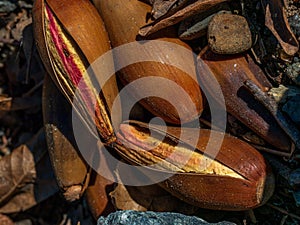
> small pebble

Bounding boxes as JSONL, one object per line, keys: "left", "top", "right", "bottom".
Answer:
{"left": 285, "top": 62, "right": 300, "bottom": 85}
{"left": 207, "top": 14, "right": 252, "bottom": 54}
{"left": 97, "top": 210, "right": 236, "bottom": 225}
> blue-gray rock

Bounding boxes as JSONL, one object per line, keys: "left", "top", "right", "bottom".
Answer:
{"left": 292, "top": 190, "right": 300, "bottom": 207}
{"left": 0, "top": 1, "right": 17, "bottom": 13}
{"left": 282, "top": 97, "right": 300, "bottom": 126}
{"left": 289, "top": 168, "right": 300, "bottom": 188}
{"left": 97, "top": 210, "right": 236, "bottom": 225}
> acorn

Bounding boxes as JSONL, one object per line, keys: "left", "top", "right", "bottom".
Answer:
{"left": 197, "top": 47, "right": 292, "bottom": 152}
{"left": 115, "top": 120, "right": 275, "bottom": 210}
{"left": 33, "top": 0, "right": 119, "bottom": 143}
{"left": 94, "top": 0, "right": 204, "bottom": 124}
{"left": 43, "top": 74, "right": 89, "bottom": 201}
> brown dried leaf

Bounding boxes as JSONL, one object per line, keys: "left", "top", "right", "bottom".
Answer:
{"left": 139, "top": 0, "right": 231, "bottom": 36}
{"left": 110, "top": 183, "right": 147, "bottom": 211}
{"left": 110, "top": 167, "right": 198, "bottom": 213}
{"left": 150, "top": 0, "right": 189, "bottom": 20}
{"left": 0, "top": 130, "right": 58, "bottom": 214}
{"left": 0, "top": 145, "right": 36, "bottom": 205}
{"left": 262, "top": 0, "right": 299, "bottom": 55}
{"left": 110, "top": 183, "right": 198, "bottom": 213}
{"left": 0, "top": 184, "right": 37, "bottom": 214}
{"left": 10, "top": 9, "right": 32, "bottom": 41}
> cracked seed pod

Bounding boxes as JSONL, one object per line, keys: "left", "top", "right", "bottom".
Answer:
{"left": 114, "top": 120, "right": 275, "bottom": 210}
{"left": 94, "top": 0, "right": 204, "bottom": 124}
{"left": 33, "top": 0, "right": 118, "bottom": 143}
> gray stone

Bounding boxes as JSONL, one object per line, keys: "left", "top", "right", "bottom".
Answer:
{"left": 282, "top": 97, "right": 300, "bottom": 126}
{"left": 97, "top": 210, "right": 236, "bottom": 225}
{"left": 289, "top": 168, "right": 300, "bottom": 188}
{"left": 0, "top": 1, "right": 17, "bottom": 13}
{"left": 285, "top": 62, "right": 300, "bottom": 86}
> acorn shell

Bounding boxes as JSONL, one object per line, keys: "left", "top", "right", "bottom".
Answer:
{"left": 115, "top": 120, "right": 275, "bottom": 210}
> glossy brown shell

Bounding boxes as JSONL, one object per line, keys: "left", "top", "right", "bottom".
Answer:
{"left": 198, "top": 48, "right": 291, "bottom": 152}
{"left": 96, "top": 0, "right": 204, "bottom": 124}
{"left": 115, "top": 120, "right": 275, "bottom": 210}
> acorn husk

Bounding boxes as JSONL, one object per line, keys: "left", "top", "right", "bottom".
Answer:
{"left": 33, "top": 0, "right": 119, "bottom": 143}
{"left": 197, "top": 48, "right": 292, "bottom": 152}
{"left": 42, "top": 74, "right": 89, "bottom": 201}
{"left": 35, "top": 0, "right": 119, "bottom": 203}
{"left": 44, "top": 74, "right": 116, "bottom": 212}
{"left": 94, "top": 0, "right": 204, "bottom": 124}
{"left": 114, "top": 120, "right": 275, "bottom": 210}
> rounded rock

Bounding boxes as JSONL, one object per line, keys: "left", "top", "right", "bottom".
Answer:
{"left": 208, "top": 14, "right": 252, "bottom": 54}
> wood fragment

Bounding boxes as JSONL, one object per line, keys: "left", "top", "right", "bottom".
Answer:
{"left": 150, "top": 0, "right": 189, "bottom": 20}
{"left": 267, "top": 203, "right": 300, "bottom": 221}
{"left": 139, "top": 0, "right": 231, "bottom": 37}
{"left": 261, "top": 0, "right": 299, "bottom": 55}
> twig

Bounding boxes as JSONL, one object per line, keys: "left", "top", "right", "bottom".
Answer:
{"left": 267, "top": 203, "right": 300, "bottom": 221}
{"left": 246, "top": 209, "right": 257, "bottom": 224}
{"left": 251, "top": 144, "right": 293, "bottom": 157}
{"left": 22, "top": 80, "right": 44, "bottom": 97}
{"left": 280, "top": 215, "right": 288, "bottom": 225}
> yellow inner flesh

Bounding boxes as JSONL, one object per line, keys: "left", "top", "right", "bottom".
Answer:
{"left": 43, "top": 6, "right": 114, "bottom": 141}
{"left": 120, "top": 125, "right": 243, "bottom": 179}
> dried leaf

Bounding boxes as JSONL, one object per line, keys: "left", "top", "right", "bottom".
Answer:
{"left": 125, "top": 185, "right": 198, "bottom": 214}
{"left": 150, "top": 0, "right": 189, "bottom": 20}
{"left": 110, "top": 167, "right": 197, "bottom": 213}
{"left": 0, "top": 145, "right": 36, "bottom": 205}
{"left": 0, "top": 184, "right": 37, "bottom": 214}
{"left": 139, "top": 0, "right": 231, "bottom": 36}
{"left": 11, "top": 10, "right": 32, "bottom": 42}
{"left": 110, "top": 183, "right": 147, "bottom": 211}
{"left": 26, "top": 129, "right": 59, "bottom": 204}
{"left": 262, "top": 0, "right": 299, "bottom": 55}
{"left": 0, "top": 129, "right": 58, "bottom": 214}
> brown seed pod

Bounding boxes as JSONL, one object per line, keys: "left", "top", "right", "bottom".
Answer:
{"left": 197, "top": 48, "right": 292, "bottom": 152}
{"left": 94, "top": 0, "right": 204, "bottom": 124}
{"left": 43, "top": 74, "right": 90, "bottom": 201}
{"left": 33, "top": 0, "right": 119, "bottom": 143}
{"left": 44, "top": 75, "right": 116, "bottom": 209}
{"left": 114, "top": 120, "right": 275, "bottom": 210}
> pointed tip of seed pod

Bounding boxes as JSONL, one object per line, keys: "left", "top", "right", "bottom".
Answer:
{"left": 257, "top": 165, "right": 275, "bottom": 206}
